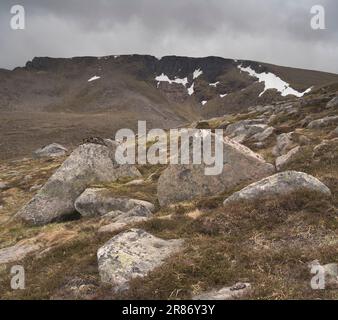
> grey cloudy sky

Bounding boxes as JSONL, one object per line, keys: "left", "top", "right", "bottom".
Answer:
{"left": 1, "top": 0, "right": 338, "bottom": 73}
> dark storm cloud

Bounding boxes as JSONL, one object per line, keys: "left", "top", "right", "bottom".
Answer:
{"left": 0, "top": 0, "right": 338, "bottom": 73}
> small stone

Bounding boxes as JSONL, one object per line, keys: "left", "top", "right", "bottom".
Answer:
{"left": 193, "top": 283, "right": 251, "bottom": 300}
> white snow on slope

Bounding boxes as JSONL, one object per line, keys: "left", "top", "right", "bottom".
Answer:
{"left": 238, "top": 65, "right": 312, "bottom": 98}
{"left": 88, "top": 76, "right": 101, "bottom": 82}
{"left": 201, "top": 100, "right": 207, "bottom": 106}
{"left": 155, "top": 68, "right": 203, "bottom": 95}
{"left": 220, "top": 93, "right": 228, "bottom": 98}
{"left": 209, "top": 81, "right": 220, "bottom": 87}
{"left": 155, "top": 73, "right": 188, "bottom": 88}
{"left": 188, "top": 83, "right": 195, "bottom": 95}
{"left": 193, "top": 68, "right": 203, "bottom": 79}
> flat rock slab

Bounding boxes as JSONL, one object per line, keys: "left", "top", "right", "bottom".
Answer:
{"left": 75, "top": 188, "right": 154, "bottom": 217}
{"left": 34, "top": 143, "right": 68, "bottom": 158}
{"left": 307, "top": 116, "right": 338, "bottom": 129}
{"left": 193, "top": 283, "right": 251, "bottom": 300}
{"left": 97, "top": 229, "right": 183, "bottom": 291}
{"left": 0, "top": 243, "right": 41, "bottom": 265}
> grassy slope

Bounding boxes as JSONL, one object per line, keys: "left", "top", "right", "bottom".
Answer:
{"left": 0, "top": 91, "right": 337, "bottom": 300}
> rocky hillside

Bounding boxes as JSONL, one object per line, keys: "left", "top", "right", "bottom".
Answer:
{"left": 0, "top": 83, "right": 337, "bottom": 300}
{"left": 1, "top": 54, "right": 338, "bottom": 160}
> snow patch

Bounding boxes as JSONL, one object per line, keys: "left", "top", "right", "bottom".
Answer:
{"left": 88, "top": 76, "right": 101, "bottom": 82}
{"left": 187, "top": 83, "right": 195, "bottom": 95}
{"left": 220, "top": 93, "right": 228, "bottom": 98}
{"left": 201, "top": 100, "right": 208, "bottom": 106}
{"left": 155, "top": 73, "right": 188, "bottom": 87}
{"left": 209, "top": 81, "right": 220, "bottom": 87}
{"left": 238, "top": 65, "right": 312, "bottom": 98}
{"left": 193, "top": 68, "right": 203, "bottom": 79}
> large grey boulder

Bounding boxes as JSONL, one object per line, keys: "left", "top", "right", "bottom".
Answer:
{"left": 307, "top": 116, "right": 338, "bottom": 129}
{"left": 158, "top": 136, "right": 275, "bottom": 207}
{"left": 74, "top": 188, "right": 154, "bottom": 217}
{"left": 193, "top": 283, "right": 251, "bottom": 300}
{"left": 34, "top": 143, "right": 68, "bottom": 158}
{"left": 97, "top": 229, "right": 183, "bottom": 291}
{"left": 16, "top": 143, "right": 141, "bottom": 225}
{"left": 223, "top": 171, "right": 331, "bottom": 205}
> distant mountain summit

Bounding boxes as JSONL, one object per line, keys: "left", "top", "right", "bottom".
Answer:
{"left": 1, "top": 54, "right": 338, "bottom": 117}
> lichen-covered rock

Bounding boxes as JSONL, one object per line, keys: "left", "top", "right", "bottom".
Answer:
{"left": 275, "top": 146, "right": 301, "bottom": 171}
{"left": 158, "top": 136, "right": 274, "bottom": 207}
{"left": 307, "top": 116, "right": 338, "bottom": 129}
{"left": 33, "top": 143, "right": 68, "bottom": 158}
{"left": 74, "top": 188, "right": 154, "bottom": 217}
{"left": 193, "top": 283, "right": 251, "bottom": 300}
{"left": 312, "top": 138, "right": 338, "bottom": 159}
{"left": 224, "top": 171, "right": 331, "bottom": 205}
{"left": 16, "top": 143, "right": 141, "bottom": 225}
{"left": 97, "top": 229, "right": 183, "bottom": 291}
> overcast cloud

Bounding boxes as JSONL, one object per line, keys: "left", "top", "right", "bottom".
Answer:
{"left": 1, "top": 0, "right": 338, "bottom": 73}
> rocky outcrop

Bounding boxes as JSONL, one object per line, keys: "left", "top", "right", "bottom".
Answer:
{"left": 225, "top": 119, "right": 268, "bottom": 143}
{"left": 158, "top": 136, "right": 274, "bottom": 206}
{"left": 33, "top": 143, "right": 68, "bottom": 158}
{"left": 307, "top": 116, "right": 338, "bottom": 129}
{"left": 272, "top": 132, "right": 298, "bottom": 156}
{"left": 74, "top": 188, "right": 154, "bottom": 217}
{"left": 275, "top": 146, "right": 301, "bottom": 171}
{"left": 16, "top": 143, "right": 141, "bottom": 225}
{"left": 97, "top": 229, "right": 183, "bottom": 291}
{"left": 224, "top": 171, "right": 331, "bottom": 205}
{"left": 326, "top": 96, "right": 338, "bottom": 109}
{"left": 193, "top": 283, "right": 251, "bottom": 300}
{"left": 251, "top": 126, "right": 275, "bottom": 142}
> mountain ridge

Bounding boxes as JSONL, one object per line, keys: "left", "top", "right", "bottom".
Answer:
{"left": 1, "top": 54, "right": 338, "bottom": 160}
